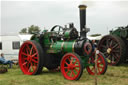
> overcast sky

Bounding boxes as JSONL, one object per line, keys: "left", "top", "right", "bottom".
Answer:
{"left": 1, "top": 0, "right": 128, "bottom": 35}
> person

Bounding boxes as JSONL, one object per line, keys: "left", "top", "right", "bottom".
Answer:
{"left": 92, "top": 40, "right": 97, "bottom": 51}
{"left": 0, "top": 53, "right": 14, "bottom": 68}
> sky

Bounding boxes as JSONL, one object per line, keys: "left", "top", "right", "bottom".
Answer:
{"left": 1, "top": 0, "right": 128, "bottom": 36}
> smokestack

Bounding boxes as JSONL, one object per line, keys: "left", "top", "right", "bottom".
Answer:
{"left": 79, "top": 5, "right": 87, "bottom": 38}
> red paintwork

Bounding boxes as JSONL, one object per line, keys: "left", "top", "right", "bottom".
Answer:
{"left": 61, "top": 53, "right": 81, "bottom": 80}
{"left": 86, "top": 52, "right": 106, "bottom": 75}
{"left": 19, "top": 41, "right": 39, "bottom": 75}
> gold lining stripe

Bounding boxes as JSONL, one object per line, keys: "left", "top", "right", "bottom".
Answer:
{"left": 80, "top": 7, "right": 87, "bottom": 10}
{"left": 72, "top": 41, "right": 76, "bottom": 52}
{"left": 61, "top": 42, "right": 64, "bottom": 50}
{"left": 79, "top": 5, "right": 87, "bottom": 10}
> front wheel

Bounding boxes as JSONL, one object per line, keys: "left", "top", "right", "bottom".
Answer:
{"left": 60, "top": 53, "right": 83, "bottom": 80}
{"left": 86, "top": 52, "right": 107, "bottom": 75}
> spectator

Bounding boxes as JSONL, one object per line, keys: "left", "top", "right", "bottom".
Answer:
{"left": 92, "top": 40, "right": 97, "bottom": 47}
{"left": 0, "top": 53, "right": 14, "bottom": 68}
{"left": 92, "top": 40, "right": 97, "bottom": 51}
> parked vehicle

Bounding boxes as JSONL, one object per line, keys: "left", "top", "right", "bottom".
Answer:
{"left": 98, "top": 25, "right": 128, "bottom": 65}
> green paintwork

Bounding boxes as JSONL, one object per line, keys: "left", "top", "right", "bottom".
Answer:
{"left": 30, "top": 35, "right": 39, "bottom": 42}
{"left": 47, "top": 40, "right": 75, "bottom": 53}
{"left": 64, "top": 31, "right": 70, "bottom": 38}
{"left": 30, "top": 30, "right": 92, "bottom": 68}
{"left": 110, "top": 29, "right": 121, "bottom": 37}
{"left": 80, "top": 56, "right": 94, "bottom": 68}
{"left": 110, "top": 26, "right": 128, "bottom": 38}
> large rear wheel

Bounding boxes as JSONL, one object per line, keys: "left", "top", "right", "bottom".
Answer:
{"left": 19, "top": 40, "right": 44, "bottom": 75}
{"left": 98, "top": 35, "right": 126, "bottom": 65}
{"left": 60, "top": 53, "right": 83, "bottom": 80}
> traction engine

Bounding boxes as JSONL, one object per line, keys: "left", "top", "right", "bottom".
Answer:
{"left": 98, "top": 25, "right": 128, "bottom": 66}
{"left": 19, "top": 5, "right": 107, "bottom": 80}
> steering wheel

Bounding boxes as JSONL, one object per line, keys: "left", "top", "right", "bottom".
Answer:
{"left": 51, "top": 25, "right": 64, "bottom": 35}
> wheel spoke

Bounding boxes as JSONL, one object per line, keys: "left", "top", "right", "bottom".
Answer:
{"left": 70, "top": 71, "right": 73, "bottom": 77}
{"left": 26, "top": 62, "right": 30, "bottom": 68}
{"left": 97, "top": 62, "right": 102, "bottom": 65}
{"left": 98, "top": 64, "right": 103, "bottom": 68}
{"left": 97, "top": 67, "right": 101, "bottom": 73}
{"left": 72, "top": 70, "right": 76, "bottom": 77}
{"left": 66, "top": 68, "right": 70, "bottom": 74}
{"left": 28, "top": 66, "right": 31, "bottom": 72}
{"left": 26, "top": 44, "right": 31, "bottom": 54}
{"left": 73, "top": 60, "right": 78, "bottom": 65}
{"left": 21, "top": 52, "right": 28, "bottom": 56}
{"left": 32, "top": 59, "right": 38, "bottom": 63}
{"left": 31, "top": 63, "right": 35, "bottom": 71}
{"left": 112, "top": 50, "right": 120, "bottom": 53}
{"left": 112, "top": 44, "right": 119, "bottom": 49}
{"left": 74, "top": 68, "right": 79, "bottom": 73}
{"left": 70, "top": 57, "right": 74, "bottom": 64}
{"left": 97, "top": 57, "right": 101, "bottom": 61}
{"left": 103, "top": 52, "right": 108, "bottom": 55}
{"left": 74, "top": 65, "right": 79, "bottom": 67}
{"left": 112, "top": 53, "right": 119, "bottom": 61}
{"left": 33, "top": 57, "right": 38, "bottom": 59}
{"left": 30, "top": 46, "right": 34, "bottom": 55}
{"left": 65, "top": 62, "right": 69, "bottom": 66}
{"left": 31, "top": 52, "right": 38, "bottom": 57}
{"left": 106, "top": 39, "right": 109, "bottom": 48}
{"left": 68, "top": 57, "right": 71, "bottom": 61}
{"left": 110, "top": 40, "right": 113, "bottom": 47}
{"left": 22, "top": 62, "right": 27, "bottom": 66}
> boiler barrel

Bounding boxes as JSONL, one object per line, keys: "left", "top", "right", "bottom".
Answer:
{"left": 49, "top": 40, "right": 86, "bottom": 56}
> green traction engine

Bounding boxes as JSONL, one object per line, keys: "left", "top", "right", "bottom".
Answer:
{"left": 19, "top": 5, "right": 107, "bottom": 80}
{"left": 98, "top": 25, "right": 128, "bottom": 66}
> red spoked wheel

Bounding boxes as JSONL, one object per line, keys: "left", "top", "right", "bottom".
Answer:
{"left": 86, "top": 52, "right": 107, "bottom": 75}
{"left": 60, "top": 53, "right": 83, "bottom": 80}
{"left": 19, "top": 40, "right": 44, "bottom": 75}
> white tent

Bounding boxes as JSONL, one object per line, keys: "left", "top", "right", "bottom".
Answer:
{"left": 87, "top": 35, "right": 103, "bottom": 40}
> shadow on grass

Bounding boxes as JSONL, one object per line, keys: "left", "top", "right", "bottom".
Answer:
{"left": 39, "top": 68, "right": 61, "bottom": 75}
{"left": 119, "top": 63, "right": 128, "bottom": 67}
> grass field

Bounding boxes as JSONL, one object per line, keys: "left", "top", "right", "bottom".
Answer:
{"left": 0, "top": 64, "right": 128, "bottom": 85}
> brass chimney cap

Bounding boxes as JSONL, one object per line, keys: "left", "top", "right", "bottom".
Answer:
{"left": 79, "top": 5, "right": 87, "bottom": 9}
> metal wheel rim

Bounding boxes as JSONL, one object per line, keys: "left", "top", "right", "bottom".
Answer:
{"left": 61, "top": 53, "right": 81, "bottom": 80}
{"left": 19, "top": 41, "right": 39, "bottom": 75}
{"left": 98, "top": 36, "right": 121, "bottom": 65}
{"left": 86, "top": 52, "right": 106, "bottom": 75}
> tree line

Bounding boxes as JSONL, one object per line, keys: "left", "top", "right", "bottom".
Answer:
{"left": 19, "top": 25, "right": 41, "bottom": 34}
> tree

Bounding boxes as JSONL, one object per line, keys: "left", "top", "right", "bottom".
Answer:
{"left": 19, "top": 28, "right": 27, "bottom": 34}
{"left": 19, "top": 25, "right": 41, "bottom": 34}
{"left": 28, "top": 25, "right": 41, "bottom": 34}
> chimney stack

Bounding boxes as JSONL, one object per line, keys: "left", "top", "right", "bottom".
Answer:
{"left": 79, "top": 5, "right": 87, "bottom": 38}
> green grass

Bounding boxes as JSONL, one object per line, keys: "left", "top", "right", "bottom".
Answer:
{"left": 0, "top": 64, "right": 128, "bottom": 85}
